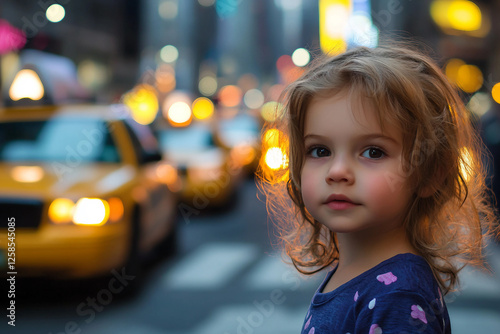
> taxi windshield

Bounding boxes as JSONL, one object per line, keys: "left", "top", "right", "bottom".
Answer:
{"left": 0, "top": 118, "right": 120, "bottom": 163}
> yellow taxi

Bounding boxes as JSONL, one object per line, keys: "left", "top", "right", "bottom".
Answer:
{"left": 0, "top": 69, "right": 179, "bottom": 278}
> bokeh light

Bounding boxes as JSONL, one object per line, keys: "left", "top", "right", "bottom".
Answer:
{"left": 218, "top": 85, "right": 242, "bottom": 107}
{"left": 11, "top": 166, "right": 44, "bottom": 183}
{"left": 431, "top": 0, "right": 482, "bottom": 32}
{"left": 192, "top": 97, "right": 214, "bottom": 120}
{"left": 155, "top": 64, "right": 176, "bottom": 93}
{"left": 46, "top": 4, "right": 65, "bottom": 23}
{"left": 48, "top": 198, "right": 74, "bottom": 224}
{"left": 159, "top": 0, "right": 179, "bottom": 20}
{"left": 262, "top": 128, "right": 285, "bottom": 148}
{"left": 167, "top": 101, "right": 193, "bottom": 127}
{"left": 319, "top": 0, "right": 351, "bottom": 55}
{"left": 199, "top": 75, "right": 218, "bottom": 96}
{"left": 160, "top": 45, "right": 179, "bottom": 63}
{"left": 261, "top": 101, "right": 284, "bottom": 122}
{"left": 244, "top": 89, "right": 265, "bottom": 109}
{"left": 448, "top": 0, "right": 481, "bottom": 31}
{"left": 9, "top": 69, "right": 45, "bottom": 101}
{"left": 492, "top": 83, "right": 500, "bottom": 104}
{"left": 456, "top": 64, "right": 483, "bottom": 93}
{"left": 264, "top": 147, "right": 288, "bottom": 170}
{"left": 123, "top": 84, "right": 159, "bottom": 125}
{"left": 467, "top": 92, "right": 491, "bottom": 117}
{"left": 73, "top": 198, "right": 110, "bottom": 226}
{"left": 107, "top": 197, "right": 124, "bottom": 223}
{"left": 291, "top": 48, "right": 311, "bottom": 67}
{"left": 78, "top": 60, "right": 109, "bottom": 91}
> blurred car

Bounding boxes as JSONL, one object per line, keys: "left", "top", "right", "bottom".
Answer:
{"left": 216, "top": 112, "right": 262, "bottom": 175}
{"left": 158, "top": 121, "right": 242, "bottom": 209}
{"left": 0, "top": 102, "right": 179, "bottom": 278}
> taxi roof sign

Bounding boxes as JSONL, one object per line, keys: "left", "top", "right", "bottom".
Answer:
{"left": 9, "top": 68, "right": 45, "bottom": 101}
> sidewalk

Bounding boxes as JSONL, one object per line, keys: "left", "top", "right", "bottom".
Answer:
{"left": 446, "top": 240, "right": 500, "bottom": 334}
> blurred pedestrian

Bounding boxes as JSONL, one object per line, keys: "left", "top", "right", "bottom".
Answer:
{"left": 258, "top": 44, "right": 499, "bottom": 333}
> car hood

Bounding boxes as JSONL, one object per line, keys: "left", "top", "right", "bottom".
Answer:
{"left": 0, "top": 163, "right": 136, "bottom": 199}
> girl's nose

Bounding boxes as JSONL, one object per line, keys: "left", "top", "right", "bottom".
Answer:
{"left": 325, "top": 157, "right": 354, "bottom": 184}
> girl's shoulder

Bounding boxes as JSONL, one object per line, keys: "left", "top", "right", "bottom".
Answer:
{"left": 356, "top": 253, "right": 439, "bottom": 299}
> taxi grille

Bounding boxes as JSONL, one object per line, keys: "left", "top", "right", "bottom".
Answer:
{"left": 0, "top": 198, "right": 44, "bottom": 229}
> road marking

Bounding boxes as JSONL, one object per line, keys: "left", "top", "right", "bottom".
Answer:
{"left": 164, "top": 243, "right": 259, "bottom": 289}
{"left": 190, "top": 305, "right": 308, "bottom": 334}
{"left": 244, "top": 253, "right": 323, "bottom": 290}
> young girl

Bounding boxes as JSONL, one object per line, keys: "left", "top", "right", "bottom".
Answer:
{"left": 258, "top": 45, "right": 499, "bottom": 333}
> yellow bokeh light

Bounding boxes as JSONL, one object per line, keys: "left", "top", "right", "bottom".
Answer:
{"left": 262, "top": 128, "right": 284, "bottom": 148}
{"left": 192, "top": 97, "right": 214, "bottom": 120}
{"left": 456, "top": 64, "right": 483, "bottom": 93}
{"left": 492, "top": 83, "right": 500, "bottom": 104}
{"left": 431, "top": 0, "right": 482, "bottom": 32}
{"left": 9, "top": 69, "right": 45, "bottom": 101}
{"left": 48, "top": 198, "right": 75, "bottom": 224}
{"left": 123, "top": 84, "right": 159, "bottom": 125}
{"left": 73, "top": 198, "right": 110, "bottom": 226}
{"left": 167, "top": 101, "right": 193, "bottom": 127}
{"left": 261, "top": 101, "right": 284, "bottom": 122}
{"left": 46, "top": 4, "right": 65, "bottom": 23}
{"left": 265, "top": 147, "right": 288, "bottom": 170}
{"left": 319, "top": 0, "right": 351, "bottom": 55}
{"left": 448, "top": 1, "right": 481, "bottom": 31}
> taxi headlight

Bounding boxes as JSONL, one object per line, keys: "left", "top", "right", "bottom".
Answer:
{"left": 48, "top": 198, "right": 74, "bottom": 224}
{"left": 73, "top": 198, "right": 110, "bottom": 226}
{"left": 49, "top": 197, "right": 116, "bottom": 226}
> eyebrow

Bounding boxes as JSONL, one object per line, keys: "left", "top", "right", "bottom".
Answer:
{"left": 303, "top": 133, "right": 398, "bottom": 145}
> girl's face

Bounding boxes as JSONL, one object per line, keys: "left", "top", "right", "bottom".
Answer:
{"left": 300, "top": 93, "right": 413, "bottom": 236}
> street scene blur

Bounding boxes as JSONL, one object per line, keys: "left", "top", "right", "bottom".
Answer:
{"left": 1, "top": 0, "right": 500, "bottom": 333}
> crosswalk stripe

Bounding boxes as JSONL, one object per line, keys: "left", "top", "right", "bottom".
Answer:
{"left": 164, "top": 243, "right": 259, "bottom": 289}
{"left": 191, "top": 305, "right": 308, "bottom": 334}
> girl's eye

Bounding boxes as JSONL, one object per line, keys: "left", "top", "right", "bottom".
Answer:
{"left": 361, "top": 147, "right": 385, "bottom": 159}
{"left": 308, "top": 146, "right": 330, "bottom": 158}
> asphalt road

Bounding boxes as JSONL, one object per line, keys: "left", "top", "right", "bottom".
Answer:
{"left": 3, "top": 178, "right": 500, "bottom": 334}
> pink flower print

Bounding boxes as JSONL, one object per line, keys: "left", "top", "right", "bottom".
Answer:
{"left": 304, "top": 315, "right": 312, "bottom": 330}
{"left": 354, "top": 291, "right": 359, "bottom": 302}
{"left": 376, "top": 272, "right": 397, "bottom": 285}
{"left": 411, "top": 305, "right": 428, "bottom": 324}
{"left": 369, "top": 324, "right": 383, "bottom": 334}
{"left": 308, "top": 327, "right": 315, "bottom": 334}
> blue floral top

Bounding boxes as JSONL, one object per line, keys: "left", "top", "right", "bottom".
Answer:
{"left": 301, "top": 253, "right": 451, "bottom": 334}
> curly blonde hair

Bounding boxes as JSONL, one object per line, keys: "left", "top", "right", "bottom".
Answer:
{"left": 258, "top": 44, "right": 499, "bottom": 295}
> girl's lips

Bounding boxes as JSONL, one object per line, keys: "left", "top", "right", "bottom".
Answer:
{"left": 324, "top": 194, "right": 359, "bottom": 210}
{"left": 326, "top": 200, "right": 358, "bottom": 210}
